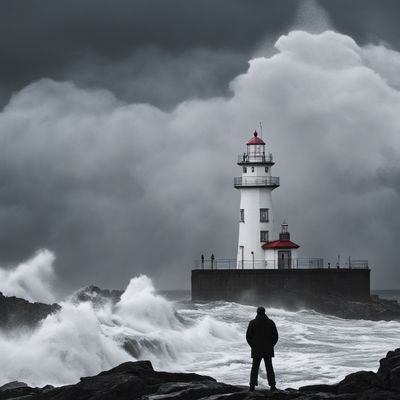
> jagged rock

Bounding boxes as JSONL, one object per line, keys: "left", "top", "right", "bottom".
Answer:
{"left": 359, "top": 387, "right": 400, "bottom": 400}
{"left": 263, "top": 291, "right": 400, "bottom": 321}
{"left": 1, "top": 349, "right": 400, "bottom": 399}
{"left": 0, "top": 292, "right": 60, "bottom": 331}
{"left": 376, "top": 348, "right": 400, "bottom": 391}
{"left": 336, "top": 371, "right": 379, "bottom": 394}
{"left": 0, "top": 381, "right": 27, "bottom": 391}
{"left": 147, "top": 381, "right": 245, "bottom": 400}
{"left": 298, "top": 384, "right": 338, "bottom": 394}
{"left": 71, "top": 285, "right": 122, "bottom": 307}
{"left": 0, "top": 386, "right": 42, "bottom": 399}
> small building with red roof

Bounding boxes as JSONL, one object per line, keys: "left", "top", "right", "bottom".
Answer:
{"left": 262, "top": 221, "right": 300, "bottom": 268}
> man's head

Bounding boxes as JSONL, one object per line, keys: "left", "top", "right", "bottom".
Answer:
{"left": 256, "top": 306, "right": 266, "bottom": 315}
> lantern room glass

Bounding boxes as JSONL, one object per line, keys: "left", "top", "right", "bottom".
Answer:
{"left": 246, "top": 143, "right": 266, "bottom": 162}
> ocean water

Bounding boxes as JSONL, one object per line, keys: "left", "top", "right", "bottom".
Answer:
{"left": 0, "top": 275, "right": 399, "bottom": 390}
{"left": 372, "top": 290, "right": 400, "bottom": 303}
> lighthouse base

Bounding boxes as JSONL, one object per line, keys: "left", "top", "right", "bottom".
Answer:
{"left": 191, "top": 268, "right": 370, "bottom": 310}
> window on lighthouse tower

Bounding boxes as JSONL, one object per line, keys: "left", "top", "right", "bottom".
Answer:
{"left": 260, "top": 208, "right": 269, "bottom": 223}
{"left": 260, "top": 230, "right": 269, "bottom": 243}
{"left": 240, "top": 209, "right": 245, "bottom": 222}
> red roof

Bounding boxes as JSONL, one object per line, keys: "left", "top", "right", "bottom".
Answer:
{"left": 262, "top": 240, "right": 300, "bottom": 249}
{"left": 247, "top": 131, "right": 265, "bottom": 145}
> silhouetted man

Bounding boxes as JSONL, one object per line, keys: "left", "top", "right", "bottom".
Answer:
{"left": 246, "top": 306, "right": 278, "bottom": 391}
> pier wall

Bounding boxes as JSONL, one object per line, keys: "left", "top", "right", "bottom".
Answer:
{"left": 191, "top": 269, "right": 370, "bottom": 304}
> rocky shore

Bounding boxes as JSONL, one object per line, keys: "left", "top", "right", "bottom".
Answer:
{"left": 0, "top": 292, "right": 60, "bottom": 331}
{"left": 1, "top": 287, "right": 400, "bottom": 331}
{"left": 74, "top": 286, "right": 400, "bottom": 322}
{"left": 267, "top": 291, "right": 400, "bottom": 321}
{"left": 1, "top": 348, "right": 400, "bottom": 400}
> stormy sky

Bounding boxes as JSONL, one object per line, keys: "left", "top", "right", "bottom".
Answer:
{"left": 1, "top": 0, "right": 400, "bottom": 294}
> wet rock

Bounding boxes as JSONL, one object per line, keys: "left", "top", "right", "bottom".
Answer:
{"left": 0, "top": 386, "right": 42, "bottom": 399}
{"left": 1, "top": 350, "right": 400, "bottom": 399}
{"left": 336, "top": 371, "right": 379, "bottom": 394}
{"left": 298, "top": 384, "right": 337, "bottom": 394}
{"left": 71, "top": 285, "right": 122, "bottom": 307}
{"left": 376, "top": 348, "right": 400, "bottom": 391}
{"left": 389, "top": 366, "right": 400, "bottom": 391}
{"left": 0, "top": 292, "right": 60, "bottom": 331}
{"left": 264, "top": 291, "right": 400, "bottom": 321}
{"left": 359, "top": 387, "right": 400, "bottom": 399}
{"left": 147, "top": 381, "right": 244, "bottom": 400}
{"left": 0, "top": 381, "right": 27, "bottom": 391}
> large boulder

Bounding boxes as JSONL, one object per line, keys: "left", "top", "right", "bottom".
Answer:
{"left": 336, "top": 371, "right": 379, "bottom": 394}
{"left": 376, "top": 348, "right": 400, "bottom": 391}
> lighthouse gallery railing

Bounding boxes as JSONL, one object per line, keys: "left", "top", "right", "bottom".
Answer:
{"left": 238, "top": 153, "right": 273, "bottom": 163}
{"left": 234, "top": 176, "right": 280, "bottom": 188}
{"left": 193, "top": 258, "right": 369, "bottom": 270}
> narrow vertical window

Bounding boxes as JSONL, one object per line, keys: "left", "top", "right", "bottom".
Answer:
{"left": 240, "top": 209, "right": 245, "bottom": 222}
{"left": 260, "top": 230, "right": 269, "bottom": 243}
{"left": 260, "top": 208, "right": 269, "bottom": 222}
{"left": 243, "top": 166, "right": 247, "bottom": 173}
{"left": 251, "top": 166, "right": 255, "bottom": 172}
{"left": 265, "top": 167, "right": 269, "bottom": 173}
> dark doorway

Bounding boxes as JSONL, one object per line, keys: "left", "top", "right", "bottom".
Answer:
{"left": 278, "top": 250, "right": 291, "bottom": 269}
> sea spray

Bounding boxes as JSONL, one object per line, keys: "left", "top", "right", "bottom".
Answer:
{"left": 1, "top": 252, "right": 400, "bottom": 389}
{"left": 0, "top": 267, "right": 242, "bottom": 387}
{"left": 0, "top": 249, "right": 56, "bottom": 303}
{"left": 115, "top": 275, "right": 184, "bottom": 332}
{"left": 0, "top": 301, "right": 129, "bottom": 386}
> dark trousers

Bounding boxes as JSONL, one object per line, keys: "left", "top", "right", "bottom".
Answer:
{"left": 250, "top": 357, "right": 276, "bottom": 387}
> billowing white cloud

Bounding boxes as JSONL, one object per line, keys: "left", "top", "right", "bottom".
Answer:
{"left": 1, "top": 30, "right": 400, "bottom": 290}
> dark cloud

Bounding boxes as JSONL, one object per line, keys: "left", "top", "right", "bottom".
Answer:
{"left": 1, "top": 1, "right": 400, "bottom": 294}
{"left": 2, "top": 0, "right": 400, "bottom": 110}
{"left": 320, "top": 0, "right": 400, "bottom": 46}
{"left": 65, "top": 48, "right": 246, "bottom": 109}
{"left": 0, "top": 0, "right": 296, "bottom": 108}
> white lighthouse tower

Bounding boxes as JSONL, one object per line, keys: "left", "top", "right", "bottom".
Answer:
{"left": 235, "top": 131, "right": 280, "bottom": 269}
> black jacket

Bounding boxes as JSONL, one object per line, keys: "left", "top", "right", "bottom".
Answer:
{"left": 246, "top": 314, "right": 278, "bottom": 358}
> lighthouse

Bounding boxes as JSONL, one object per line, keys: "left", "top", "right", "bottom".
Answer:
{"left": 192, "top": 130, "right": 370, "bottom": 303}
{"left": 234, "top": 131, "right": 280, "bottom": 268}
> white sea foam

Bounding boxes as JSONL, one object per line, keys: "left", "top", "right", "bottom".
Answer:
{"left": 0, "top": 267, "right": 242, "bottom": 387}
{"left": 0, "top": 249, "right": 56, "bottom": 303}
{"left": 0, "top": 252, "right": 399, "bottom": 389}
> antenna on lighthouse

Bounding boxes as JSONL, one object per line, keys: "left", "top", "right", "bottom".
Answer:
{"left": 259, "top": 121, "right": 263, "bottom": 138}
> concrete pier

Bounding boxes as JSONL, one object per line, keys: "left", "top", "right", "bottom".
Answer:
{"left": 191, "top": 268, "right": 370, "bottom": 305}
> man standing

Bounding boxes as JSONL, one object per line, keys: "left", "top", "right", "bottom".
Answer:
{"left": 246, "top": 306, "right": 278, "bottom": 391}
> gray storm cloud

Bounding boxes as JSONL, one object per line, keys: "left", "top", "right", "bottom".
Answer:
{"left": 1, "top": 30, "right": 400, "bottom": 292}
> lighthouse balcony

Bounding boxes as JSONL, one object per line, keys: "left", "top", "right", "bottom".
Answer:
{"left": 237, "top": 153, "right": 274, "bottom": 165}
{"left": 193, "top": 258, "right": 369, "bottom": 270}
{"left": 234, "top": 176, "right": 280, "bottom": 188}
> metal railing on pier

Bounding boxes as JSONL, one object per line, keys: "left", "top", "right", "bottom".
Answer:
{"left": 233, "top": 176, "right": 280, "bottom": 188}
{"left": 193, "top": 258, "right": 369, "bottom": 270}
